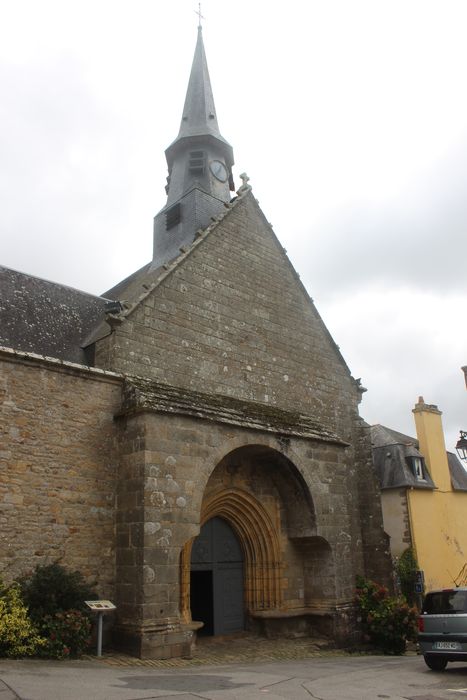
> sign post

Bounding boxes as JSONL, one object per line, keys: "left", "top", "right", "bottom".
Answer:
{"left": 414, "top": 570, "right": 425, "bottom": 610}
{"left": 85, "top": 600, "right": 116, "bottom": 657}
{"left": 414, "top": 570, "right": 425, "bottom": 593}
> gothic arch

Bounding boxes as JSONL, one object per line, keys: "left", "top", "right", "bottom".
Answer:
{"left": 180, "top": 487, "right": 283, "bottom": 623}
{"left": 192, "top": 436, "right": 318, "bottom": 527}
{"left": 202, "top": 443, "right": 317, "bottom": 538}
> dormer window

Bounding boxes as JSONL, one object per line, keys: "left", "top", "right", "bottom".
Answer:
{"left": 189, "top": 150, "right": 205, "bottom": 175}
{"left": 412, "top": 456, "right": 426, "bottom": 481}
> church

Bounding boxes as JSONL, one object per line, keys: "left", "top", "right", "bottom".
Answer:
{"left": 0, "top": 26, "right": 391, "bottom": 658}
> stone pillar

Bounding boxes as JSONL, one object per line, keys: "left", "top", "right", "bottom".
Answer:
{"left": 114, "top": 412, "right": 193, "bottom": 659}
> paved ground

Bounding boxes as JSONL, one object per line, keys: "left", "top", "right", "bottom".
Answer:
{"left": 1, "top": 636, "right": 467, "bottom": 700}
{"left": 90, "top": 634, "right": 340, "bottom": 668}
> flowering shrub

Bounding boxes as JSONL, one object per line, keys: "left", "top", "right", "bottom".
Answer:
{"left": 0, "top": 580, "right": 45, "bottom": 658}
{"left": 355, "top": 576, "right": 418, "bottom": 655}
{"left": 39, "top": 609, "right": 91, "bottom": 659}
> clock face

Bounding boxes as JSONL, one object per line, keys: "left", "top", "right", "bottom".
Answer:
{"left": 210, "top": 160, "right": 228, "bottom": 182}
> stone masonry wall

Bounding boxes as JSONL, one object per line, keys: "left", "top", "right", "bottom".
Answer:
{"left": 0, "top": 350, "right": 121, "bottom": 594}
{"left": 353, "top": 418, "right": 392, "bottom": 588}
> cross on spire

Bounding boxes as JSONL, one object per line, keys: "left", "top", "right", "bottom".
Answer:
{"left": 195, "top": 3, "right": 204, "bottom": 28}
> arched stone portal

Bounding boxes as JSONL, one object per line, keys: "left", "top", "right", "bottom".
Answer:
{"left": 181, "top": 486, "right": 283, "bottom": 630}
{"left": 181, "top": 444, "right": 335, "bottom": 638}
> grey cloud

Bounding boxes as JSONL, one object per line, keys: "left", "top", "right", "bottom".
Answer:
{"left": 0, "top": 56, "right": 138, "bottom": 291}
{"left": 296, "top": 141, "right": 467, "bottom": 299}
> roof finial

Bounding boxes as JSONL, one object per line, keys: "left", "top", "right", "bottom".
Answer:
{"left": 238, "top": 172, "right": 251, "bottom": 194}
{"left": 195, "top": 2, "right": 204, "bottom": 28}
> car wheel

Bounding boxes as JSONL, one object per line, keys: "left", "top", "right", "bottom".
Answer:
{"left": 424, "top": 655, "right": 448, "bottom": 671}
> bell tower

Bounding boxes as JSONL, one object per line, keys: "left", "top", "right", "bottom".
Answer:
{"left": 151, "top": 25, "right": 235, "bottom": 270}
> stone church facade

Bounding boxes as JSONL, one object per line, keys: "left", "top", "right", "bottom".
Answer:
{"left": 0, "top": 27, "right": 391, "bottom": 658}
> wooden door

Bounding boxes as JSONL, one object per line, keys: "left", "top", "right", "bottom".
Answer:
{"left": 191, "top": 517, "right": 244, "bottom": 635}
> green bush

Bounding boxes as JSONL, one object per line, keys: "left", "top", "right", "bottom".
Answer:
{"left": 20, "top": 563, "right": 96, "bottom": 621}
{"left": 0, "top": 580, "right": 45, "bottom": 658}
{"left": 355, "top": 575, "right": 418, "bottom": 655}
{"left": 39, "top": 609, "right": 92, "bottom": 659}
{"left": 395, "top": 548, "right": 419, "bottom": 606}
{"left": 19, "top": 563, "right": 96, "bottom": 659}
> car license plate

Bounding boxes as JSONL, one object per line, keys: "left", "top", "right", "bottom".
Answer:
{"left": 433, "top": 641, "right": 461, "bottom": 650}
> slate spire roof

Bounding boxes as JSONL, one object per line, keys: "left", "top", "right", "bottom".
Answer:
{"left": 178, "top": 26, "right": 224, "bottom": 140}
{"left": 166, "top": 25, "right": 233, "bottom": 168}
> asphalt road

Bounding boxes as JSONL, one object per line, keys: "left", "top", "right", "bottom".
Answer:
{"left": 1, "top": 654, "right": 467, "bottom": 700}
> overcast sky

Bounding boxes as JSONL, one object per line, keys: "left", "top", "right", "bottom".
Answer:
{"left": 1, "top": 0, "right": 466, "bottom": 455}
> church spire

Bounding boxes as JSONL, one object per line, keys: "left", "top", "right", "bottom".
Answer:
{"left": 176, "top": 26, "right": 225, "bottom": 143}
{"left": 150, "top": 26, "right": 235, "bottom": 270}
{"left": 165, "top": 25, "right": 234, "bottom": 191}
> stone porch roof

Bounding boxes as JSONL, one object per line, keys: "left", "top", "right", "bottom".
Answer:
{"left": 119, "top": 375, "right": 348, "bottom": 445}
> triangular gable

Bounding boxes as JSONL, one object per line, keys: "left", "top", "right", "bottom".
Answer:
{"left": 94, "top": 185, "right": 361, "bottom": 425}
{"left": 104, "top": 186, "right": 353, "bottom": 380}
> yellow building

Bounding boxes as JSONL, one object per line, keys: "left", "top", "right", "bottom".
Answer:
{"left": 371, "top": 397, "right": 467, "bottom": 591}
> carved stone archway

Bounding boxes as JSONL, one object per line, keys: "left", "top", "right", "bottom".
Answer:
{"left": 180, "top": 488, "right": 282, "bottom": 624}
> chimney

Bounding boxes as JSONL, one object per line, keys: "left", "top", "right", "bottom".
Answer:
{"left": 412, "top": 397, "right": 451, "bottom": 491}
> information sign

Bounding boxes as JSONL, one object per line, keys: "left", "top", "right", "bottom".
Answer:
{"left": 85, "top": 600, "right": 116, "bottom": 656}
{"left": 85, "top": 600, "right": 116, "bottom": 611}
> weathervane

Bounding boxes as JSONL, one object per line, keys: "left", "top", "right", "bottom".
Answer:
{"left": 195, "top": 3, "right": 205, "bottom": 28}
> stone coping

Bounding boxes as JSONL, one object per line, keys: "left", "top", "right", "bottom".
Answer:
{"left": 0, "top": 345, "right": 122, "bottom": 383}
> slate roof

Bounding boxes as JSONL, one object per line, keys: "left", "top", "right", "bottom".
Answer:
{"left": 371, "top": 424, "right": 419, "bottom": 448}
{"left": 448, "top": 451, "right": 467, "bottom": 491}
{"left": 371, "top": 423, "right": 467, "bottom": 492}
{"left": 371, "top": 424, "right": 435, "bottom": 490}
{"left": 0, "top": 266, "right": 110, "bottom": 364}
{"left": 103, "top": 261, "right": 164, "bottom": 304}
